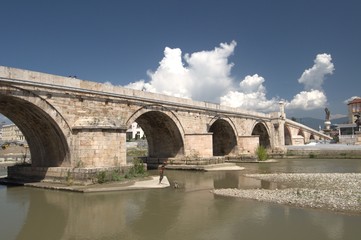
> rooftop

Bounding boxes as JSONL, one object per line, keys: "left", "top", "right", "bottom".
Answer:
{"left": 347, "top": 98, "right": 361, "bottom": 105}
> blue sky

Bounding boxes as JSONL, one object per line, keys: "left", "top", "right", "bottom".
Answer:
{"left": 1, "top": 0, "right": 361, "bottom": 119}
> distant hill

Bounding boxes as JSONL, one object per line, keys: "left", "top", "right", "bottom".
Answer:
{"left": 292, "top": 117, "right": 349, "bottom": 130}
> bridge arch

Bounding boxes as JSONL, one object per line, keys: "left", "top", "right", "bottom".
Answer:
{"left": 208, "top": 116, "right": 237, "bottom": 156}
{"left": 298, "top": 129, "right": 305, "bottom": 138}
{"left": 310, "top": 134, "right": 315, "bottom": 140}
{"left": 0, "top": 85, "right": 71, "bottom": 167}
{"left": 126, "top": 105, "right": 185, "bottom": 158}
{"left": 284, "top": 125, "right": 292, "bottom": 145}
{"left": 251, "top": 121, "right": 271, "bottom": 148}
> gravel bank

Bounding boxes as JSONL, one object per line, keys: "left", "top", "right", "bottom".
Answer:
{"left": 213, "top": 173, "right": 361, "bottom": 214}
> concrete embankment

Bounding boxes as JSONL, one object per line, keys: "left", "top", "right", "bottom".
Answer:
{"left": 213, "top": 173, "right": 361, "bottom": 214}
{"left": 1, "top": 176, "right": 171, "bottom": 192}
{"left": 286, "top": 144, "right": 361, "bottom": 158}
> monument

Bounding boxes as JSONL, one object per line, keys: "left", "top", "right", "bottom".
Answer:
{"left": 323, "top": 107, "right": 331, "bottom": 136}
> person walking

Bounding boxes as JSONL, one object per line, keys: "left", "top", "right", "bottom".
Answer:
{"left": 158, "top": 162, "right": 166, "bottom": 184}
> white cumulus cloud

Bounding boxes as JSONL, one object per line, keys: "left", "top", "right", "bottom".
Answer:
{"left": 287, "top": 90, "right": 327, "bottom": 110}
{"left": 285, "top": 53, "right": 334, "bottom": 110}
{"left": 124, "top": 42, "right": 335, "bottom": 113}
{"left": 220, "top": 74, "right": 279, "bottom": 112}
{"left": 298, "top": 53, "right": 334, "bottom": 91}
{"left": 124, "top": 80, "right": 156, "bottom": 93}
{"left": 125, "top": 41, "right": 236, "bottom": 102}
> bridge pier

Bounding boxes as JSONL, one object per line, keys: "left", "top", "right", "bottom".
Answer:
{"left": 71, "top": 116, "right": 128, "bottom": 167}
{"left": 237, "top": 135, "right": 259, "bottom": 155}
{"left": 72, "top": 129, "right": 127, "bottom": 167}
{"left": 184, "top": 133, "right": 213, "bottom": 158}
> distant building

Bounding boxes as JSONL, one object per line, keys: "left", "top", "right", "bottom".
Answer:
{"left": 336, "top": 97, "right": 361, "bottom": 144}
{"left": 337, "top": 123, "right": 358, "bottom": 144}
{"left": 348, "top": 97, "right": 361, "bottom": 123}
{"left": 126, "top": 122, "right": 145, "bottom": 141}
{"left": 1, "top": 124, "right": 26, "bottom": 142}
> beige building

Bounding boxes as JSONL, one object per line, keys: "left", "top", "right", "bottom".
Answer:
{"left": 336, "top": 97, "right": 361, "bottom": 144}
{"left": 348, "top": 97, "right": 361, "bottom": 123}
{"left": 1, "top": 124, "right": 26, "bottom": 142}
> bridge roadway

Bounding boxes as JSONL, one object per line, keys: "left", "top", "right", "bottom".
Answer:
{"left": 0, "top": 66, "right": 330, "bottom": 182}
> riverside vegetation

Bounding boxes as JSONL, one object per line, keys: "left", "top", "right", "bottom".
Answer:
{"left": 96, "top": 158, "right": 148, "bottom": 184}
{"left": 256, "top": 145, "right": 268, "bottom": 161}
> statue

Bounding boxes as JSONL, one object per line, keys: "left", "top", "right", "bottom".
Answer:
{"left": 355, "top": 112, "right": 361, "bottom": 131}
{"left": 324, "top": 108, "right": 330, "bottom": 121}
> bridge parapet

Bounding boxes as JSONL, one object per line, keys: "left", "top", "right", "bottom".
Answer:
{"left": 285, "top": 119, "right": 332, "bottom": 145}
{"left": 0, "top": 66, "right": 270, "bottom": 120}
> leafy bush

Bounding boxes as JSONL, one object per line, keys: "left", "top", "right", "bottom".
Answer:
{"left": 96, "top": 171, "right": 107, "bottom": 184}
{"left": 126, "top": 158, "right": 147, "bottom": 178}
{"left": 309, "top": 153, "right": 316, "bottom": 158}
{"left": 111, "top": 169, "right": 124, "bottom": 181}
{"left": 256, "top": 145, "right": 268, "bottom": 161}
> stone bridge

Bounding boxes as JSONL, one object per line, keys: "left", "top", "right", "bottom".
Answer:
{"left": 0, "top": 66, "right": 330, "bottom": 181}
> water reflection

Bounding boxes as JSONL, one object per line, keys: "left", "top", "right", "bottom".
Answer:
{"left": 16, "top": 188, "right": 66, "bottom": 240}
{"left": 0, "top": 186, "right": 29, "bottom": 240}
{"left": 1, "top": 159, "right": 361, "bottom": 240}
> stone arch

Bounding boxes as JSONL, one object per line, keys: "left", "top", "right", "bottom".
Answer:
{"left": 252, "top": 121, "right": 271, "bottom": 148}
{"left": 284, "top": 125, "right": 292, "bottom": 145}
{"left": 0, "top": 85, "right": 71, "bottom": 167}
{"left": 298, "top": 129, "right": 305, "bottom": 137}
{"left": 126, "top": 105, "right": 184, "bottom": 158}
{"left": 295, "top": 129, "right": 305, "bottom": 145}
{"left": 208, "top": 116, "right": 237, "bottom": 156}
{"left": 310, "top": 134, "right": 315, "bottom": 140}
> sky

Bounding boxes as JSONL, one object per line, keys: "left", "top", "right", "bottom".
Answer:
{"left": 1, "top": 0, "right": 361, "bottom": 120}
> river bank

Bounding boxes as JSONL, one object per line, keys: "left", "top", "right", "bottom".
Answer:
{"left": 213, "top": 173, "right": 361, "bottom": 214}
{"left": 286, "top": 144, "right": 361, "bottom": 158}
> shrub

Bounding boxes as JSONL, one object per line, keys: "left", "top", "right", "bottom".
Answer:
{"left": 256, "top": 145, "right": 268, "bottom": 161}
{"left": 66, "top": 170, "right": 74, "bottom": 186}
{"left": 309, "top": 153, "right": 316, "bottom": 158}
{"left": 126, "top": 158, "right": 147, "bottom": 178}
{"left": 111, "top": 169, "right": 124, "bottom": 181}
{"left": 96, "top": 171, "right": 107, "bottom": 184}
{"left": 96, "top": 158, "right": 148, "bottom": 183}
{"left": 95, "top": 158, "right": 147, "bottom": 184}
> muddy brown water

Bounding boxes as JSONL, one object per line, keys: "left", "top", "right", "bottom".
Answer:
{"left": 1, "top": 159, "right": 361, "bottom": 240}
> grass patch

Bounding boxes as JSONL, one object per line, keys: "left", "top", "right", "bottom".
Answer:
{"left": 127, "top": 148, "right": 148, "bottom": 157}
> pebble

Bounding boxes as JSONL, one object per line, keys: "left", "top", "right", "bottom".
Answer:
{"left": 212, "top": 173, "right": 361, "bottom": 214}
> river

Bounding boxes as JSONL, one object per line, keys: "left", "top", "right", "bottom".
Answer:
{"left": 1, "top": 159, "right": 361, "bottom": 240}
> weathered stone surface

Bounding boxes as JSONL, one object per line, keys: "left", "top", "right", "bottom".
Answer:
{"left": 0, "top": 66, "right": 331, "bottom": 181}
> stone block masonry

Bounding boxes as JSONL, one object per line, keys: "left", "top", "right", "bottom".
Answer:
{"left": 0, "top": 66, "right": 331, "bottom": 183}
{"left": 184, "top": 133, "right": 213, "bottom": 158}
{"left": 72, "top": 128, "right": 126, "bottom": 167}
{"left": 7, "top": 165, "right": 134, "bottom": 185}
